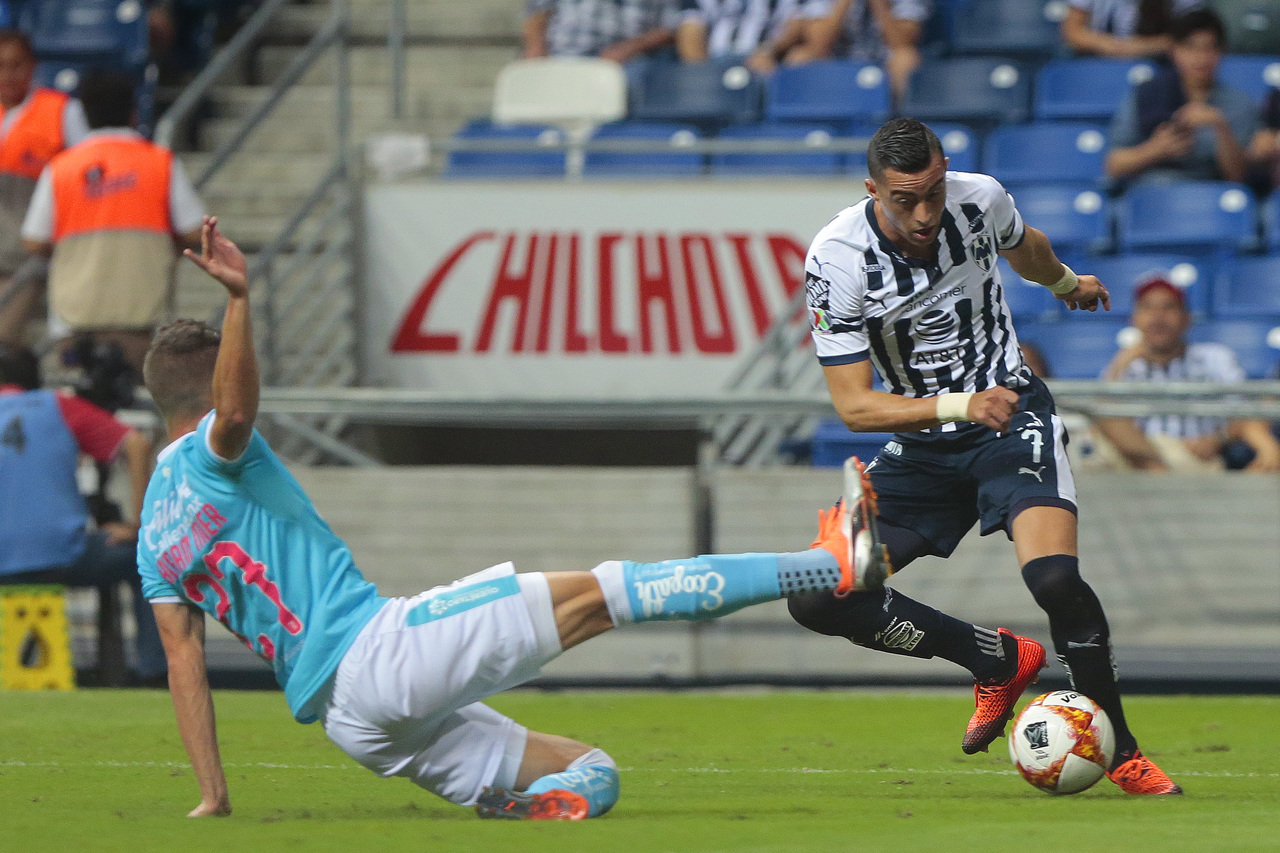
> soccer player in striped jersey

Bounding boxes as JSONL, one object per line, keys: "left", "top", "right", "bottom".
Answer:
{"left": 788, "top": 117, "right": 1182, "bottom": 795}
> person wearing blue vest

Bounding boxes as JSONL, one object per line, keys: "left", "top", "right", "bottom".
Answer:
{"left": 0, "top": 342, "right": 164, "bottom": 682}
{"left": 139, "top": 216, "right": 879, "bottom": 820}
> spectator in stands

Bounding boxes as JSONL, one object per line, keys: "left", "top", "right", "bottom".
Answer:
{"left": 676, "top": 0, "right": 831, "bottom": 76}
{"left": 1248, "top": 87, "right": 1280, "bottom": 194}
{"left": 0, "top": 343, "right": 166, "bottom": 684}
{"left": 20, "top": 68, "right": 204, "bottom": 374}
{"left": 524, "top": 0, "right": 680, "bottom": 63}
{"left": 1061, "top": 0, "right": 1203, "bottom": 58}
{"left": 1105, "top": 9, "right": 1256, "bottom": 186}
{"left": 1093, "top": 277, "right": 1280, "bottom": 472}
{"left": 794, "top": 0, "right": 931, "bottom": 100}
{"left": 0, "top": 30, "right": 89, "bottom": 347}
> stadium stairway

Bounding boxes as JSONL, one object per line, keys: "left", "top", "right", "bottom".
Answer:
{"left": 170, "top": 0, "right": 522, "bottom": 321}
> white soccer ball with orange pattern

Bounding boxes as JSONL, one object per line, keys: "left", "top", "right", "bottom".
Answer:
{"left": 1008, "top": 690, "right": 1115, "bottom": 794}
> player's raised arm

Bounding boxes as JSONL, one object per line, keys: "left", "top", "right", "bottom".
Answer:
{"left": 1001, "top": 225, "right": 1110, "bottom": 313}
{"left": 183, "top": 215, "right": 258, "bottom": 460}
{"left": 152, "top": 601, "right": 230, "bottom": 817}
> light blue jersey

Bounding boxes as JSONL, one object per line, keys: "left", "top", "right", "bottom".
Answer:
{"left": 137, "top": 413, "right": 386, "bottom": 723}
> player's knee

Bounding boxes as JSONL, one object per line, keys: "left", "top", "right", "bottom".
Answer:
{"left": 1021, "top": 554, "right": 1085, "bottom": 611}
{"left": 787, "top": 588, "right": 883, "bottom": 640}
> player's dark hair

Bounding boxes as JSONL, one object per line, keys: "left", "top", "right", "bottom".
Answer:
{"left": 0, "top": 343, "right": 40, "bottom": 390}
{"left": 78, "top": 67, "right": 136, "bottom": 129}
{"left": 144, "top": 319, "right": 221, "bottom": 421}
{"left": 867, "top": 118, "right": 944, "bottom": 181}
{"left": 1170, "top": 8, "right": 1225, "bottom": 47}
{"left": 0, "top": 29, "right": 35, "bottom": 61}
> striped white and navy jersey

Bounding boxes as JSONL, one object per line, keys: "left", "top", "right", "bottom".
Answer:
{"left": 1066, "top": 0, "right": 1202, "bottom": 39}
{"left": 806, "top": 171, "right": 1032, "bottom": 431}
{"left": 679, "top": 0, "right": 831, "bottom": 57}
{"left": 1111, "top": 342, "right": 1243, "bottom": 439}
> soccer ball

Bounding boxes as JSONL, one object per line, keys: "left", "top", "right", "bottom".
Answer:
{"left": 1008, "top": 691, "right": 1115, "bottom": 794}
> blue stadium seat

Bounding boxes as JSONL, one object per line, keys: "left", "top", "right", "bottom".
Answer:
{"left": 19, "top": 0, "right": 149, "bottom": 69}
{"left": 1217, "top": 55, "right": 1280, "bottom": 105}
{"left": 932, "top": 122, "right": 979, "bottom": 172}
{"left": 1115, "top": 182, "right": 1259, "bottom": 253}
{"left": 1076, "top": 253, "right": 1215, "bottom": 317}
{"left": 983, "top": 123, "right": 1108, "bottom": 186}
{"left": 629, "top": 59, "right": 763, "bottom": 127}
{"left": 951, "top": 0, "right": 1063, "bottom": 57}
{"left": 1215, "top": 256, "right": 1280, "bottom": 319}
{"left": 1191, "top": 319, "right": 1280, "bottom": 378}
{"left": 710, "top": 123, "right": 842, "bottom": 176}
{"left": 443, "top": 120, "right": 566, "bottom": 178}
{"left": 1216, "top": 0, "right": 1280, "bottom": 55}
{"left": 765, "top": 62, "right": 890, "bottom": 124}
{"left": 1008, "top": 184, "right": 1111, "bottom": 254}
{"left": 582, "top": 122, "right": 704, "bottom": 177}
{"left": 1034, "top": 58, "right": 1158, "bottom": 122}
{"left": 1265, "top": 193, "right": 1280, "bottom": 251}
{"left": 902, "top": 58, "right": 1032, "bottom": 127}
{"left": 1016, "top": 319, "right": 1131, "bottom": 379}
{"left": 997, "top": 257, "right": 1060, "bottom": 321}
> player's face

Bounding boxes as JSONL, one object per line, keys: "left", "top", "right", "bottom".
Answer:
{"left": 867, "top": 153, "right": 949, "bottom": 256}
{"left": 0, "top": 42, "right": 33, "bottom": 108}
{"left": 1133, "top": 289, "right": 1190, "bottom": 355}
{"left": 1171, "top": 31, "right": 1221, "bottom": 90}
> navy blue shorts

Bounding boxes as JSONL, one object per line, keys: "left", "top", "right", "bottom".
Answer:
{"left": 864, "top": 376, "right": 1078, "bottom": 558}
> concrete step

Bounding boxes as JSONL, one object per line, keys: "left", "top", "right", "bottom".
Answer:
{"left": 253, "top": 43, "right": 516, "bottom": 89}
{"left": 179, "top": 152, "right": 334, "bottom": 186}
{"left": 197, "top": 184, "right": 312, "bottom": 218}
{"left": 208, "top": 83, "right": 395, "bottom": 122}
{"left": 269, "top": 0, "right": 523, "bottom": 44}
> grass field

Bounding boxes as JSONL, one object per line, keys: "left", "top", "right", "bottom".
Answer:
{"left": 1, "top": 689, "right": 1276, "bottom": 852}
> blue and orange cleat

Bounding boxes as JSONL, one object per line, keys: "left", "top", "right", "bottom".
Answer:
{"left": 475, "top": 786, "right": 591, "bottom": 820}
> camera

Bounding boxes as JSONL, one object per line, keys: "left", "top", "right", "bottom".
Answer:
{"left": 69, "top": 334, "right": 138, "bottom": 414}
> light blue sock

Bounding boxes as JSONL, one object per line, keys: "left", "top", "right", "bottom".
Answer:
{"left": 591, "top": 550, "right": 842, "bottom": 625}
{"left": 526, "top": 749, "right": 620, "bottom": 818}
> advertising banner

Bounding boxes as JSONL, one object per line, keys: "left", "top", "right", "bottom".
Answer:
{"left": 364, "top": 181, "right": 866, "bottom": 398}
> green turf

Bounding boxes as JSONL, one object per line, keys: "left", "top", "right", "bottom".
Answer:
{"left": 0, "top": 689, "right": 1276, "bottom": 852}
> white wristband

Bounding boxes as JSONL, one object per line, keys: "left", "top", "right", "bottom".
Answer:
{"left": 935, "top": 392, "right": 974, "bottom": 423}
{"left": 1046, "top": 263, "right": 1078, "bottom": 296}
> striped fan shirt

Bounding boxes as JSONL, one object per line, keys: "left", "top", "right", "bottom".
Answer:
{"left": 806, "top": 171, "right": 1033, "bottom": 433}
{"left": 1110, "top": 342, "right": 1243, "bottom": 439}
{"left": 678, "top": 0, "right": 832, "bottom": 57}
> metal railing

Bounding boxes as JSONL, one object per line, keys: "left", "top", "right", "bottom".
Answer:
{"left": 157, "top": 0, "right": 361, "bottom": 464}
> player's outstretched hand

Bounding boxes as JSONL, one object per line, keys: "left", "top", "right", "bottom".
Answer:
{"left": 184, "top": 215, "right": 248, "bottom": 299}
{"left": 187, "top": 798, "right": 231, "bottom": 818}
{"left": 1057, "top": 273, "right": 1110, "bottom": 313}
{"left": 969, "top": 386, "right": 1020, "bottom": 433}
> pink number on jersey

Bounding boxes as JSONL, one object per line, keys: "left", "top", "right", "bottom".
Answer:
{"left": 202, "top": 541, "right": 304, "bottom": 634}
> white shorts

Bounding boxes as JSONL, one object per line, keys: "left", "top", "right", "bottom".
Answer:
{"left": 321, "top": 563, "right": 563, "bottom": 806}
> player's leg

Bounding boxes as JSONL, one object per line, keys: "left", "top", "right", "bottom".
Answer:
{"left": 787, "top": 453, "right": 1035, "bottom": 693}
{"left": 547, "top": 460, "right": 888, "bottom": 647}
{"left": 1011, "top": 506, "right": 1181, "bottom": 795}
{"left": 475, "top": 730, "right": 621, "bottom": 820}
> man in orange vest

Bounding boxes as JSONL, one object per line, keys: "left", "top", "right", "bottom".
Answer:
{"left": 0, "top": 30, "right": 88, "bottom": 345}
{"left": 21, "top": 68, "right": 204, "bottom": 372}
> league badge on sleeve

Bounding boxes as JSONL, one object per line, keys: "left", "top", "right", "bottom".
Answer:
{"left": 805, "top": 270, "right": 833, "bottom": 333}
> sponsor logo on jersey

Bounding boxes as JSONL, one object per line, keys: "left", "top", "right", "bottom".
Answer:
{"left": 914, "top": 308, "right": 957, "bottom": 345}
{"left": 903, "top": 285, "right": 964, "bottom": 314}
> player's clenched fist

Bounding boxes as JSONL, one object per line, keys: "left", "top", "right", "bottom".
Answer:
{"left": 969, "top": 387, "right": 1020, "bottom": 433}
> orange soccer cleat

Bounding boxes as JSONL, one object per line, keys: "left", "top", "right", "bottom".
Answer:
{"left": 474, "top": 786, "right": 591, "bottom": 820}
{"left": 1107, "top": 751, "right": 1184, "bottom": 795}
{"left": 962, "top": 629, "right": 1047, "bottom": 754}
{"left": 812, "top": 457, "right": 894, "bottom": 596}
